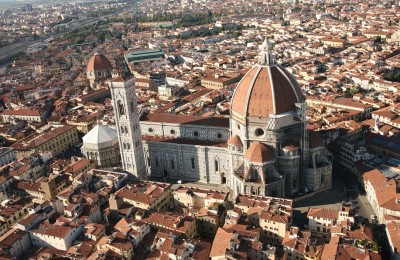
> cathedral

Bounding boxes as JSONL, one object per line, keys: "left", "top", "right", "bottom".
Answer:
{"left": 85, "top": 39, "right": 333, "bottom": 198}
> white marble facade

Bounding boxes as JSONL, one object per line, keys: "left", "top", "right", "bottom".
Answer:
{"left": 109, "top": 40, "right": 332, "bottom": 198}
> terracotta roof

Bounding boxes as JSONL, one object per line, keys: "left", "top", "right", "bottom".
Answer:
{"left": 115, "top": 181, "right": 170, "bottom": 206}
{"left": 142, "top": 113, "right": 229, "bottom": 128}
{"left": 223, "top": 223, "right": 259, "bottom": 240}
{"left": 192, "top": 240, "right": 212, "bottom": 260}
{"left": 210, "top": 228, "right": 234, "bottom": 257}
{"left": 364, "top": 169, "right": 397, "bottom": 208}
{"left": 227, "top": 135, "right": 242, "bottom": 145}
{"left": 337, "top": 244, "right": 381, "bottom": 260}
{"left": 307, "top": 208, "right": 338, "bottom": 220}
{"left": 65, "top": 158, "right": 92, "bottom": 173}
{"left": 142, "top": 135, "right": 227, "bottom": 148}
{"left": 32, "top": 224, "right": 73, "bottom": 238}
{"left": 386, "top": 222, "right": 400, "bottom": 255}
{"left": 244, "top": 142, "right": 274, "bottom": 163}
{"left": 86, "top": 53, "right": 112, "bottom": 71}
{"left": 231, "top": 65, "right": 303, "bottom": 118}
{"left": 321, "top": 236, "right": 340, "bottom": 260}
{"left": 0, "top": 228, "right": 27, "bottom": 248}
{"left": 283, "top": 230, "right": 324, "bottom": 257}
{"left": 142, "top": 212, "right": 195, "bottom": 234}
{"left": 12, "top": 125, "right": 76, "bottom": 150}
{"left": 2, "top": 109, "right": 42, "bottom": 116}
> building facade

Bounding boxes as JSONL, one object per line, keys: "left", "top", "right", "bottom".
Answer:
{"left": 11, "top": 125, "right": 80, "bottom": 159}
{"left": 81, "top": 123, "right": 120, "bottom": 167}
{"left": 109, "top": 39, "right": 333, "bottom": 198}
{"left": 109, "top": 76, "right": 147, "bottom": 180}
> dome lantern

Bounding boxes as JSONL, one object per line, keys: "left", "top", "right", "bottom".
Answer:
{"left": 258, "top": 37, "right": 275, "bottom": 66}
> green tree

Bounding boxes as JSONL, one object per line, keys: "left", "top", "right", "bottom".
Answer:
{"left": 232, "top": 32, "right": 242, "bottom": 38}
{"left": 348, "top": 88, "right": 358, "bottom": 96}
{"left": 75, "top": 38, "right": 84, "bottom": 44}
{"left": 374, "top": 36, "right": 382, "bottom": 43}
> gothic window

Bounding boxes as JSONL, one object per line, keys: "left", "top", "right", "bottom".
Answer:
{"left": 117, "top": 100, "right": 125, "bottom": 116}
{"left": 191, "top": 157, "right": 195, "bottom": 169}
{"left": 127, "top": 143, "right": 130, "bottom": 150}
{"left": 120, "top": 126, "right": 125, "bottom": 134}
{"left": 124, "top": 126, "right": 128, "bottom": 134}
{"left": 221, "top": 173, "right": 226, "bottom": 184}
{"left": 155, "top": 157, "right": 159, "bottom": 167}
{"left": 130, "top": 101, "right": 135, "bottom": 114}
{"left": 215, "top": 160, "right": 219, "bottom": 172}
{"left": 171, "top": 159, "right": 175, "bottom": 170}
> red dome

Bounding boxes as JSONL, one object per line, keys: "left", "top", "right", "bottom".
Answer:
{"left": 231, "top": 38, "right": 304, "bottom": 119}
{"left": 244, "top": 142, "right": 274, "bottom": 163}
{"left": 87, "top": 53, "right": 112, "bottom": 71}
{"left": 228, "top": 135, "right": 242, "bottom": 146}
{"left": 231, "top": 65, "right": 303, "bottom": 118}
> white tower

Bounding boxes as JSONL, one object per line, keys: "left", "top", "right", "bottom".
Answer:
{"left": 109, "top": 76, "right": 147, "bottom": 179}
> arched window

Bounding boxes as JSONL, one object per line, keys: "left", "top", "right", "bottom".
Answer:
{"left": 130, "top": 101, "right": 135, "bottom": 114}
{"left": 120, "top": 126, "right": 125, "bottom": 134}
{"left": 124, "top": 126, "right": 128, "bottom": 134}
{"left": 117, "top": 100, "right": 125, "bottom": 116}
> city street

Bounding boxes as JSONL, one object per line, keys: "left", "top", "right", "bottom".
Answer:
{"left": 293, "top": 170, "right": 375, "bottom": 228}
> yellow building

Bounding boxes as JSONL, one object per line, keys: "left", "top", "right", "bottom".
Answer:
{"left": 16, "top": 174, "right": 70, "bottom": 202}
{"left": 65, "top": 114, "right": 99, "bottom": 134}
{"left": 173, "top": 186, "right": 229, "bottom": 239}
{"left": 234, "top": 194, "right": 293, "bottom": 246}
{"left": 321, "top": 37, "right": 344, "bottom": 48}
{"left": 173, "top": 186, "right": 228, "bottom": 209}
{"left": 283, "top": 227, "right": 325, "bottom": 260}
{"left": 0, "top": 197, "right": 30, "bottom": 235}
{"left": 362, "top": 30, "right": 393, "bottom": 41}
{"left": 12, "top": 125, "right": 80, "bottom": 159}
{"left": 63, "top": 157, "right": 96, "bottom": 180}
{"left": 142, "top": 212, "right": 197, "bottom": 238}
{"left": 109, "top": 181, "right": 173, "bottom": 218}
{"left": 201, "top": 72, "right": 243, "bottom": 89}
{"left": 2, "top": 109, "right": 45, "bottom": 123}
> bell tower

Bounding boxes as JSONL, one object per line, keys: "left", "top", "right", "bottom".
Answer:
{"left": 109, "top": 76, "right": 147, "bottom": 180}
